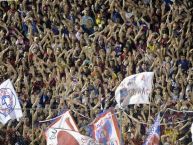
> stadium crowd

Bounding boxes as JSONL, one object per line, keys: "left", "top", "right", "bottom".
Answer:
{"left": 0, "top": 0, "right": 193, "bottom": 144}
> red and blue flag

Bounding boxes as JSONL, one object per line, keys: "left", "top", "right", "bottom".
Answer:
{"left": 143, "top": 114, "right": 160, "bottom": 145}
{"left": 90, "top": 109, "right": 122, "bottom": 145}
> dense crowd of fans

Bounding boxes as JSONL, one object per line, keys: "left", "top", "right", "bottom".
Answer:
{"left": 0, "top": 0, "right": 193, "bottom": 144}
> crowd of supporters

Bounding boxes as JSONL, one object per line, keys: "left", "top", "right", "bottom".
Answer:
{"left": 0, "top": 0, "right": 193, "bottom": 144}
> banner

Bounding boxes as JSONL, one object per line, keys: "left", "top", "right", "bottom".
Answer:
{"left": 46, "top": 128, "right": 99, "bottom": 145}
{"left": 90, "top": 109, "right": 121, "bottom": 145}
{"left": 0, "top": 79, "right": 23, "bottom": 124}
{"left": 115, "top": 72, "right": 154, "bottom": 108}
{"left": 143, "top": 114, "right": 160, "bottom": 145}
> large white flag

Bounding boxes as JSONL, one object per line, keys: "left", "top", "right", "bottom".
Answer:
{"left": 0, "top": 79, "right": 23, "bottom": 124}
{"left": 115, "top": 72, "right": 154, "bottom": 108}
{"left": 46, "top": 128, "right": 99, "bottom": 145}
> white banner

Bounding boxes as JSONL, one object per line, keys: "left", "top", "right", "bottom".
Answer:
{"left": 0, "top": 79, "right": 23, "bottom": 124}
{"left": 115, "top": 72, "right": 154, "bottom": 108}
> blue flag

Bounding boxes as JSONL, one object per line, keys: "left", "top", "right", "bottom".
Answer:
{"left": 143, "top": 114, "right": 160, "bottom": 145}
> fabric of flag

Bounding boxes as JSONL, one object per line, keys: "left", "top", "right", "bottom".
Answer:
{"left": 46, "top": 128, "right": 99, "bottom": 145}
{"left": 115, "top": 72, "right": 154, "bottom": 108}
{"left": 45, "top": 110, "right": 79, "bottom": 145}
{"left": 48, "top": 110, "right": 79, "bottom": 131}
{"left": 0, "top": 79, "right": 23, "bottom": 125}
{"left": 90, "top": 109, "right": 121, "bottom": 145}
{"left": 143, "top": 114, "right": 160, "bottom": 145}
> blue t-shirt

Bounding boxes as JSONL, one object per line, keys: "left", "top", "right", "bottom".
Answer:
{"left": 22, "top": 22, "right": 28, "bottom": 36}
{"left": 177, "top": 60, "right": 189, "bottom": 71}
{"left": 164, "top": 0, "right": 174, "bottom": 5}
{"left": 31, "top": 21, "right": 38, "bottom": 34}
{"left": 52, "top": 25, "right": 59, "bottom": 35}
{"left": 114, "top": 45, "right": 122, "bottom": 56}
{"left": 112, "top": 11, "right": 122, "bottom": 23}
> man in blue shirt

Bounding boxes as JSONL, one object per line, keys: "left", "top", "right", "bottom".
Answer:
{"left": 177, "top": 55, "right": 190, "bottom": 72}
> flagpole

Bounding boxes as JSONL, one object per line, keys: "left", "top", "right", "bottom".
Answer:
{"left": 148, "top": 102, "right": 151, "bottom": 123}
{"left": 148, "top": 90, "right": 153, "bottom": 128}
{"left": 32, "top": 108, "right": 34, "bottom": 145}
{"left": 119, "top": 109, "right": 122, "bottom": 145}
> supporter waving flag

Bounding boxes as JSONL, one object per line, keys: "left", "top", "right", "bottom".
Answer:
{"left": 115, "top": 72, "right": 154, "bottom": 108}
{"left": 90, "top": 109, "right": 122, "bottom": 145}
{"left": 143, "top": 114, "right": 160, "bottom": 145}
{"left": 0, "top": 79, "right": 23, "bottom": 125}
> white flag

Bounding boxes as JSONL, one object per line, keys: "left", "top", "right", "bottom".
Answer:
{"left": 115, "top": 72, "right": 154, "bottom": 108}
{"left": 0, "top": 79, "right": 23, "bottom": 124}
{"left": 46, "top": 128, "right": 99, "bottom": 145}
